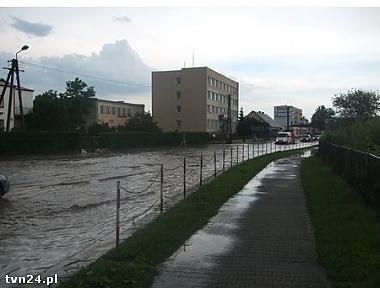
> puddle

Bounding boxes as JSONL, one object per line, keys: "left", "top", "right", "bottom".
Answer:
{"left": 152, "top": 159, "right": 281, "bottom": 287}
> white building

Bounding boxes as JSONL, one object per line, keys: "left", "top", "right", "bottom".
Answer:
{"left": 273, "top": 105, "right": 303, "bottom": 129}
{"left": 0, "top": 79, "right": 34, "bottom": 131}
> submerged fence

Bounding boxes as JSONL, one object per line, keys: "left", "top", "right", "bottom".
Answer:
{"left": 319, "top": 141, "right": 380, "bottom": 209}
{"left": 115, "top": 141, "right": 316, "bottom": 246}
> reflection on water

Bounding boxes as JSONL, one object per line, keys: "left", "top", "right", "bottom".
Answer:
{"left": 0, "top": 142, "right": 315, "bottom": 284}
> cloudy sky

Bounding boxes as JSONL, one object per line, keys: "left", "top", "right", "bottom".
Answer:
{"left": 1, "top": 3, "right": 379, "bottom": 120}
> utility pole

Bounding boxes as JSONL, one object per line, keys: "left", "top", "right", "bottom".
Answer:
{"left": 226, "top": 94, "right": 232, "bottom": 144}
{"left": 286, "top": 105, "right": 290, "bottom": 131}
{"left": 0, "top": 45, "right": 29, "bottom": 132}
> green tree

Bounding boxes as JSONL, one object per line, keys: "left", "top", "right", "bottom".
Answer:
{"left": 122, "top": 112, "right": 161, "bottom": 132}
{"left": 28, "top": 90, "right": 69, "bottom": 131}
{"left": 237, "top": 116, "right": 267, "bottom": 137}
{"left": 332, "top": 89, "right": 380, "bottom": 121}
{"left": 311, "top": 105, "right": 335, "bottom": 131}
{"left": 60, "top": 77, "right": 96, "bottom": 130}
{"left": 27, "top": 78, "right": 95, "bottom": 131}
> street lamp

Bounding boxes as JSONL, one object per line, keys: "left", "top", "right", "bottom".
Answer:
{"left": 16, "top": 45, "right": 29, "bottom": 60}
{"left": 0, "top": 45, "right": 29, "bottom": 131}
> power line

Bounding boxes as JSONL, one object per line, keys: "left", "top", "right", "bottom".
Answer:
{"left": 20, "top": 61, "right": 151, "bottom": 89}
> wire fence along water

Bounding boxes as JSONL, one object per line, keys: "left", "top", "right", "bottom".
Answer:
{"left": 114, "top": 141, "right": 316, "bottom": 246}
{"left": 319, "top": 141, "right": 380, "bottom": 209}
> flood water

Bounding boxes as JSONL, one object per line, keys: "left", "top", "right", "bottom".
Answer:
{"left": 0, "top": 142, "right": 314, "bottom": 286}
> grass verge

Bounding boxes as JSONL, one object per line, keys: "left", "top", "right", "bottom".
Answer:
{"left": 58, "top": 148, "right": 308, "bottom": 288}
{"left": 301, "top": 155, "right": 380, "bottom": 288}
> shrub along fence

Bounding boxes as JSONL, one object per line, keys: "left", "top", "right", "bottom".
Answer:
{"left": 319, "top": 141, "right": 380, "bottom": 209}
{"left": 0, "top": 131, "right": 208, "bottom": 155}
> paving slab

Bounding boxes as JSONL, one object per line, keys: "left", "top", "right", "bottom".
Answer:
{"left": 152, "top": 154, "right": 330, "bottom": 288}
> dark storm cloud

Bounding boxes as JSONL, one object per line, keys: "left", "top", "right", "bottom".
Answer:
{"left": 0, "top": 40, "right": 152, "bottom": 106}
{"left": 10, "top": 16, "right": 53, "bottom": 37}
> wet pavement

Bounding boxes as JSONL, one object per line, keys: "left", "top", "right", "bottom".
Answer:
{"left": 152, "top": 152, "right": 330, "bottom": 288}
{"left": 0, "top": 142, "right": 316, "bottom": 287}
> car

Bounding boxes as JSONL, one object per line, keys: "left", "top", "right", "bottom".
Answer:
{"left": 275, "top": 131, "right": 295, "bottom": 144}
{"left": 300, "top": 134, "right": 312, "bottom": 142}
{"left": 0, "top": 175, "right": 10, "bottom": 196}
{"left": 314, "top": 134, "right": 322, "bottom": 140}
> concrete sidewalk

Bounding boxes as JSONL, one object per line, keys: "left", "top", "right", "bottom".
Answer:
{"left": 152, "top": 155, "right": 330, "bottom": 288}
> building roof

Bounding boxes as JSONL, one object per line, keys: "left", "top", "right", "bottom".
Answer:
{"left": 248, "top": 111, "right": 282, "bottom": 128}
{"left": 0, "top": 79, "right": 34, "bottom": 92}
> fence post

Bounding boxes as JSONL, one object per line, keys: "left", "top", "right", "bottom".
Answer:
{"left": 160, "top": 164, "right": 163, "bottom": 213}
{"left": 247, "top": 143, "right": 250, "bottom": 160}
{"left": 223, "top": 148, "right": 225, "bottom": 172}
{"left": 116, "top": 181, "right": 120, "bottom": 247}
{"left": 230, "top": 146, "right": 233, "bottom": 167}
{"left": 183, "top": 157, "right": 186, "bottom": 199}
{"left": 214, "top": 151, "right": 217, "bottom": 178}
{"left": 266, "top": 141, "right": 268, "bottom": 155}
{"left": 236, "top": 146, "right": 239, "bottom": 164}
{"left": 200, "top": 154, "right": 203, "bottom": 186}
{"left": 242, "top": 144, "right": 245, "bottom": 161}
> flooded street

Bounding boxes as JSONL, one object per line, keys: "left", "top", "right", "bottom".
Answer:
{"left": 0, "top": 142, "right": 314, "bottom": 286}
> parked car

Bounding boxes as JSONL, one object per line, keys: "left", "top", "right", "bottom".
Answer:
{"left": 0, "top": 175, "right": 10, "bottom": 196}
{"left": 275, "top": 131, "right": 295, "bottom": 144}
{"left": 314, "top": 134, "right": 322, "bottom": 140}
{"left": 300, "top": 134, "right": 312, "bottom": 142}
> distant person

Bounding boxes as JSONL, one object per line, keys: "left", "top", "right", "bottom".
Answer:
{"left": 181, "top": 133, "right": 187, "bottom": 148}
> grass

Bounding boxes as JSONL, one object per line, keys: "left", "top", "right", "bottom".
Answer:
{"left": 58, "top": 148, "right": 308, "bottom": 288}
{"left": 301, "top": 155, "right": 380, "bottom": 288}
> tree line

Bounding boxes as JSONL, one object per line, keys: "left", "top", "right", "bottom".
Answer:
{"left": 236, "top": 88, "right": 380, "bottom": 138}
{"left": 24, "top": 77, "right": 159, "bottom": 133}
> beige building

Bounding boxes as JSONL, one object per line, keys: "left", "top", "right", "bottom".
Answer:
{"left": 84, "top": 98, "right": 144, "bottom": 128}
{"left": 152, "top": 67, "right": 239, "bottom": 134}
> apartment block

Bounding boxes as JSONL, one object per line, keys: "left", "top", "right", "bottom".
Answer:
{"left": 152, "top": 67, "right": 239, "bottom": 134}
{"left": 84, "top": 98, "right": 144, "bottom": 128}
{"left": 274, "top": 105, "right": 303, "bottom": 128}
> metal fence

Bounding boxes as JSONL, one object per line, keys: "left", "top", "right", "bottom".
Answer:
{"left": 319, "top": 141, "right": 380, "bottom": 209}
{"left": 115, "top": 141, "right": 316, "bottom": 246}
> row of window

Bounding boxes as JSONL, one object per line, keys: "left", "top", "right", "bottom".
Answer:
{"left": 207, "top": 90, "right": 238, "bottom": 106}
{"left": 100, "top": 105, "right": 131, "bottom": 117}
{"left": 175, "top": 90, "right": 238, "bottom": 107}
{"left": 175, "top": 76, "right": 237, "bottom": 94}
{"left": 208, "top": 76, "right": 236, "bottom": 93}
{"left": 207, "top": 105, "right": 238, "bottom": 117}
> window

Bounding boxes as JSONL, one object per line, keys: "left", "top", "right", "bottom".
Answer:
{"left": 176, "top": 120, "right": 181, "bottom": 129}
{"left": 112, "top": 107, "right": 116, "bottom": 115}
{"left": 176, "top": 91, "right": 181, "bottom": 98}
{"left": 122, "top": 108, "right": 126, "bottom": 117}
{"left": 176, "top": 105, "right": 181, "bottom": 112}
{"left": 117, "top": 107, "right": 121, "bottom": 117}
{"left": 106, "top": 106, "right": 110, "bottom": 114}
{"left": 100, "top": 105, "right": 104, "bottom": 114}
{"left": 176, "top": 77, "right": 181, "bottom": 84}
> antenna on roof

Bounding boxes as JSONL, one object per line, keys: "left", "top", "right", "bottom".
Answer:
{"left": 192, "top": 49, "right": 195, "bottom": 67}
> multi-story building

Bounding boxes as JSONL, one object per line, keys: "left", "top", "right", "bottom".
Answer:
{"left": 0, "top": 79, "right": 34, "bottom": 131}
{"left": 273, "top": 105, "right": 303, "bottom": 129}
{"left": 152, "top": 67, "right": 239, "bottom": 134}
{"left": 84, "top": 98, "right": 144, "bottom": 128}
